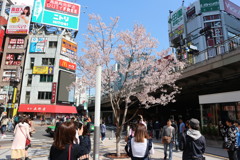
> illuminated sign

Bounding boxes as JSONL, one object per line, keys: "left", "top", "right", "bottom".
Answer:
{"left": 61, "top": 38, "right": 77, "bottom": 59}
{"left": 51, "top": 82, "right": 57, "bottom": 103}
{"left": 59, "top": 59, "right": 76, "bottom": 71}
{"left": 32, "top": 66, "right": 54, "bottom": 74}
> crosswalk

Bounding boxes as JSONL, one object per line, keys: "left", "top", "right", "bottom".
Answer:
{"left": 0, "top": 134, "right": 53, "bottom": 144}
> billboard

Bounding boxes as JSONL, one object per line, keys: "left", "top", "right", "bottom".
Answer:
{"left": 224, "top": 0, "right": 240, "bottom": 19}
{"left": 6, "top": 5, "right": 32, "bottom": 34}
{"left": 61, "top": 38, "right": 77, "bottom": 59}
{"left": 169, "top": 7, "right": 184, "bottom": 32}
{"left": 30, "top": 37, "right": 48, "bottom": 53}
{"left": 200, "top": 0, "right": 220, "bottom": 13}
{"left": 32, "top": 0, "right": 81, "bottom": 30}
{"left": 57, "top": 70, "right": 75, "bottom": 104}
{"left": 32, "top": 66, "right": 54, "bottom": 74}
{"left": 59, "top": 59, "right": 76, "bottom": 71}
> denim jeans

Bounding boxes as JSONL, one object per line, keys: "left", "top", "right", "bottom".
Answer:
{"left": 164, "top": 142, "right": 173, "bottom": 160}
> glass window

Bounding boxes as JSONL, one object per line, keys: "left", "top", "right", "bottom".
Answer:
{"left": 30, "top": 58, "right": 35, "bottom": 69}
{"left": 42, "top": 58, "right": 55, "bottom": 65}
{"left": 27, "top": 74, "right": 32, "bottom": 86}
{"left": 49, "top": 41, "right": 58, "bottom": 48}
{"left": 25, "top": 91, "right": 30, "bottom": 104}
{"left": 40, "top": 75, "right": 53, "bottom": 82}
{"left": 38, "top": 92, "right": 52, "bottom": 99}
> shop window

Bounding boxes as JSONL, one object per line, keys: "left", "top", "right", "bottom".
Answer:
{"left": 25, "top": 91, "right": 30, "bottom": 104}
{"left": 49, "top": 41, "right": 58, "bottom": 48}
{"left": 38, "top": 92, "right": 52, "bottom": 100}
{"left": 42, "top": 58, "right": 55, "bottom": 65}
{"left": 40, "top": 75, "right": 53, "bottom": 82}
{"left": 30, "top": 58, "right": 35, "bottom": 69}
{"left": 27, "top": 74, "right": 32, "bottom": 86}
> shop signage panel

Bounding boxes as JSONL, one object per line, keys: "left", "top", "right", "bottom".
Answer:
{"left": 8, "top": 38, "right": 24, "bottom": 49}
{"left": 51, "top": 82, "right": 57, "bottom": 103}
{"left": 6, "top": 5, "right": 32, "bottom": 34}
{"left": 59, "top": 59, "right": 76, "bottom": 71}
{"left": 200, "top": 0, "right": 220, "bottom": 13}
{"left": 224, "top": 0, "right": 240, "bottom": 19}
{"left": 169, "top": 7, "right": 184, "bottom": 31}
{"left": 61, "top": 38, "right": 77, "bottom": 59}
{"left": 30, "top": 37, "right": 48, "bottom": 53}
{"left": 32, "top": 0, "right": 80, "bottom": 30}
{"left": 32, "top": 66, "right": 54, "bottom": 74}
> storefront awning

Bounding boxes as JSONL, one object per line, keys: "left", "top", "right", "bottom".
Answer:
{"left": 18, "top": 104, "right": 77, "bottom": 114}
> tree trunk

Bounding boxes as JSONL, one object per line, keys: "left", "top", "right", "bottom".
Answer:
{"left": 116, "top": 132, "right": 121, "bottom": 157}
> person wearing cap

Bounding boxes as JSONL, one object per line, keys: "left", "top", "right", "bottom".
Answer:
{"left": 224, "top": 119, "right": 238, "bottom": 160}
{"left": 179, "top": 118, "right": 206, "bottom": 160}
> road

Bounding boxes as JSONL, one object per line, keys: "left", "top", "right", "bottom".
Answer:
{"left": 0, "top": 124, "right": 229, "bottom": 160}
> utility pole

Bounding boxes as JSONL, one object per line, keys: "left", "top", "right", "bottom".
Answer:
{"left": 93, "top": 65, "right": 102, "bottom": 160}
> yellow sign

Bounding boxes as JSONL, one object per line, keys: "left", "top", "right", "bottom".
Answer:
{"left": 33, "top": 66, "right": 49, "bottom": 74}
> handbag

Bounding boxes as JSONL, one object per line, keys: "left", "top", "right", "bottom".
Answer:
{"left": 162, "top": 127, "right": 173, "bottom": 144}
{"left": 19, "top": 126, "right": 31, "bottom": 146}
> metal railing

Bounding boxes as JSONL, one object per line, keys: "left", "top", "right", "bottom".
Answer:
{"left": 186, "top": 34, "right": 240, "bottom": 66}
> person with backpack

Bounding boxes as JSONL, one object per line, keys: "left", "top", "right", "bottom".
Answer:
{"left": 179, "top": 118, "right": 206, "bottom": 160}
{"left": 125, "top": 123, "right": 154, "bottom": 160}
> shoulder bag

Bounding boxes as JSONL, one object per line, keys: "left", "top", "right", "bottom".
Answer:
{"left": 19, "top": 126, "right": 31, "bottom": 146}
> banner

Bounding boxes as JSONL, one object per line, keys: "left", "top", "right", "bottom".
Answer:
{"left": 200, "top": 0, "right": 220, "bottom": 13}
{"left": 59, "top": 59, "right": 76, "bottom": 71}
{"left": 0, "top": 29, "right": 4, "bottom": 52}
{"left": 61, "top": 38, "right": 77, "bottom": 59}
{"left": 30, "top": 37, "right": 48, "bottom": 52}
{"left": 32, "top": 66, "right": 54, "bottom": 74}
{"left": 51, "top": 82, "right": 57, "bottom": 103}
{"left": 6, "top": 5, "right": 32, "bottom": 34}
{"left": 32, "top": 0, "right": 80, "bottom": 30}
{"left": 224, "top": 0, "right": 240, "bottom": 19}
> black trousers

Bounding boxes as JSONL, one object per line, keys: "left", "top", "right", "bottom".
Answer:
{"left": 227, "top": 150, "right": 238, "bottom": 160}
{"left": 237, "top": 149, "right": 240, "bottom": 160}
{"left": 155, "top": 130, "right": 160, "bottom": 140}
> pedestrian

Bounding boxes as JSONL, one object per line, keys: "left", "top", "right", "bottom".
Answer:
{"left": 153, "top": 121, "right": 161, "bottom": 140}
{"left": 147, "top": 120, "right": 153, "bottom": 138}
{"left": 125, "top": 123, "right": 154, "bottom": 160}
{"left": 171, "top": 119, "right": 179, "bottom": 151}
{"left": 100, "top": 121, "right": 106, "bottom": 142}
{"left": 29, "top": 117, "right": 35, "bottom": 135}
{"left": 11, "top": 117, "right": 31, "bottom": 160}
{"left": 1, "top": 116, "right": 8, "bottom": 139}
{"left": 79, "top": 125, "right": 91, "bottom": 160}
{"left": 179, "top": 118, "right": 206, "bottom": 160}
{"left": 161, "top": 119, "right": 175, "bottom": 160}
{"left": 179, "top": 119, "right": 185, "bottom": 134}
{"left": 7, "top": 117, "right": 14, "bottom": 132}
{"left": 49, "top": 122, "right": 86, "bottom": 160}
{"left": 235, "top": 120, "right": 240, "bottom": 159}
{"left": 224, "top": 119, "right": 238, "bottom": 160}
{"left": 14, "top": 115, "right": 19, "bottom": 128}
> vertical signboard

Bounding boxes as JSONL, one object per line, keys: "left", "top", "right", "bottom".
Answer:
{"left": 32, "top": 0, "right": 81, "bottom": 30}
{"left": 224, "top": 0, "right": 240, "bottom": 19}
{"left": 6, "top": 5, "right": 32, "bottom": 34}
{"left": 169, "top": 7, "right": 184, "bottom": 31}
{"left": 0, "top": 29, "right": 4, "bottom": 52}
{"left": 29, "top": 37, "right": 48, "bottom": 53}
{"left": 51, "top": 82, "right": 57, "bottom": 103}
{"left": 200, "top": 0, "right": 220, "bottom": 13}
{"left": 61, "top": 38, "right": 77, "bottom": 59}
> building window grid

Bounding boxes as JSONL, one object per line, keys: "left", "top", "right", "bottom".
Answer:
{"left": 42, "top": 58, "right": 55, "bottom": 65}
{"left": 25, "top": 91, "right": 30, "bottom": 104}
{"left": 27, "top": 74, "right": 32, "bottom": 86}
{"left": 40, "top": 75, "right": 53, "bottom": 82}
{"left": 30, "top": 58, "right": 35, "bottom": 69}
{"left": 49, "top": 41, "right": 58, "bottom": 48}
{"left": 38, "top": 92, "right": 52, "bottom": 100}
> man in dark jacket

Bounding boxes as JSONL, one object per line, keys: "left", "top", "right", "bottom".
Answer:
{"left": 225, "top": 119, "right": 238, "bottom": 160}
{"left": 179, "top": 118, "right": 206, "bottom": 160}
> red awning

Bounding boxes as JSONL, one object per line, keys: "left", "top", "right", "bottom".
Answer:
{"left": 18, "top": 104, "right": 77, "bottom": 114}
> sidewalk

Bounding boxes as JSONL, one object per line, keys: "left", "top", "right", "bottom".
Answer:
{"left": 98, "top": 138, "right": 228, "bottom": 160}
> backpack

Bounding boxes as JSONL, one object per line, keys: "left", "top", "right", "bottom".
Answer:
{"left": 125, "top": 138, "right": 152, "bottom": 159}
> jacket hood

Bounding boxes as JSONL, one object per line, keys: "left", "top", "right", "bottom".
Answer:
{"left": 18, "top": 122, "right": 29, "bottom": 127}
{"left": 187, "top": 129, "right": 202, "bottom": 140}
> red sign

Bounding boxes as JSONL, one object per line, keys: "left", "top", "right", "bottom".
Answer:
{"left": 224, "top": 0, "right": 240, "bottom": 19}
{"left": 45, "top": 0, "right": 80, "bottom": 16}
{"left": 0, "top": 29, "right": 4, "bottom": 52}
{"left": 59, "top": 59, "right": 76, "bottom": 71}
{"left": 51, "top": 82, "right": 57, "bottom": 103}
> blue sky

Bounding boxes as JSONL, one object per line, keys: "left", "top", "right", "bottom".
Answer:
{"left": 75, "top": 0, "right": 240, "bottom": 52}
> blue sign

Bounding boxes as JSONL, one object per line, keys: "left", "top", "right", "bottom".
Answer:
{"left": 32, "top": 0, "right": 80, "bottom": 30}
{"left": 48, "top": 66, "right": 54, "bottom": 74}
{"left": 30, "top": 37, "right": 48, "bottom": 53}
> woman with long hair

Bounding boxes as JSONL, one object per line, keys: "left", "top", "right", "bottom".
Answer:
{"left": 19, "top": 6, "right": 30, "bottom": 24}
{"left": 125, "top": 123, "right": 154, "bottom": 160}
{"left": 50, "top": 122, "right": 86, "bottom": 160}
{"left": 11, "top": 117, "right": 31, "bottom": 160}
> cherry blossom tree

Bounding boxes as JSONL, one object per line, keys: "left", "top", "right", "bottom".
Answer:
{"left": 76, "top": 14, "right": 185, "bottom": 156}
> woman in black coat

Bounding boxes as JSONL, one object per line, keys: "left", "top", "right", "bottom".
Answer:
{"left": 49, "top": 122, "right": 85, "bottom": 160}
{"left": 79, "top": 125, "right": 91, "bottom": 160}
